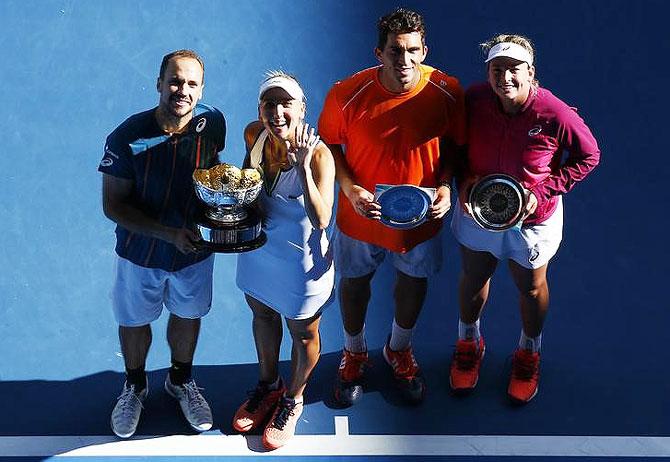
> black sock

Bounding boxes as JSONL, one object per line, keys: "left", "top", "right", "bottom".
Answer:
{"left": 125, "top": 367, "right": 147, "bottom": 392}
{"left": 169, "top": 359, "right": 192, "bottom": 386}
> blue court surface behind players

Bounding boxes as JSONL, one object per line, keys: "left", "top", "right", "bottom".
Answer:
{"left": 1, "top": 0, "right": 668, "bottom": 461}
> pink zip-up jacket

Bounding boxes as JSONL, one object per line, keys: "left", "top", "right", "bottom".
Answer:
{"left": 466, "top": 83, "right": 600, "bottom": 224}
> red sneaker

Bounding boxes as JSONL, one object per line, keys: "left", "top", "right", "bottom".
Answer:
{"left": 508, "top": 349, "right": 540, "bottom": 404}
{"left": 232, "top": 379, "right": 285, "bottom": 432}
{"left": 449, "top": 337, "right": 486, "bottom": 393}
{"left": 262, "top": 396, "right": 303, "bottom": 450}
{"left": 382, "top": 338, "right": 425, "bottom": 404}
{"left": 333, "top": 349, "right": 369, "bottom": 406}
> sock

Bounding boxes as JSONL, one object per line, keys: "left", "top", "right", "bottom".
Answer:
{"left": 519, "top": 331, "right": 542, "bottom": 353}
{"left": 458, "top": 319, "right": 481, "bottom": 341}
{"left": 169, "top": 359, "right": 193, "bottom": 386}
{"left": 125, "top": 366, "right": 147, "bottom": 393}
{"left": 389, "top": 319, "right": 413, "bottom": 351}
{"left": 344, "top": 325, "right": 367, "bottom": 353}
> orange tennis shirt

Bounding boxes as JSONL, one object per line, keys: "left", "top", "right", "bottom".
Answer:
{"left": 318, "top": 65, "right": 466, "bottom": 252}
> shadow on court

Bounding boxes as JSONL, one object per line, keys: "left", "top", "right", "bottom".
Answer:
{"left": 1, "top": 346, "right": 666, "bottom": 441}
{"left": 0, "top": 362, "right": 306, "bottom": 438}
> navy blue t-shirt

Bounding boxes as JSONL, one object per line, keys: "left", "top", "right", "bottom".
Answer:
{"left": 99, "top": 103, "right": 225, "bottom": 271}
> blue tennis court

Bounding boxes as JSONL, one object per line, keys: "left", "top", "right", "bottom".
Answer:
{"left": 1, "top": 0, "right": 668, "bottom": 460}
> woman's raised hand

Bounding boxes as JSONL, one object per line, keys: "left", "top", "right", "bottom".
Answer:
{"left": 286, "top": 122, "right": 320, "bottom": 170}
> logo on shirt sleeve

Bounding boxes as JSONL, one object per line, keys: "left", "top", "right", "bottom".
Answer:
{"left": 528, "top": 125, "right": 542, "bottom": 136}
{"left": 195, "top": 118, "right": 207, "bottom": 133}
{"left": 100, "top": 144, "right": 117, "bottom": 167}
{"left": 104, "top": 144, "right": 119, "bottom": 158}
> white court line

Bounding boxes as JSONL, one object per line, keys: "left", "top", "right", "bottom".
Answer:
{"left": 334, "top": 415, "right": 349, "bottom": 437}
{"left": 1, "top": 417, "right": 669, "bottom": 457}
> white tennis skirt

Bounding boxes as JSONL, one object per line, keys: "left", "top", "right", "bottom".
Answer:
{"left": 451, "top": 197, "right": 563, "bottom": 269}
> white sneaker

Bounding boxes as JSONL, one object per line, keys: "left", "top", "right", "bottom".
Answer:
{"left": 164, "top": 376, "right": 213, "bottom": 432}
{"left": 111, "top": 382, "right": 147, "bottom": 438}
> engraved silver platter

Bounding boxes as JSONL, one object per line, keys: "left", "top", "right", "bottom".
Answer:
{"left": 469, "top": 174, "right": 526, "bottom": 231}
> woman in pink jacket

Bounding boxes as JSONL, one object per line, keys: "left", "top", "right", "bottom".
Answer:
{"left": 448, "top": 34, "right": 600, "bottom": 403}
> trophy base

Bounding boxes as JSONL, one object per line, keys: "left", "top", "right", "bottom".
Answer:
{"left": 195, "top": 209, "right": 266, "bottom": 253}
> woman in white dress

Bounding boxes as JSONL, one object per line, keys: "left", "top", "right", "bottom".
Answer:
{"left": 233, "top": 71, "right": 335, "bottom": 450}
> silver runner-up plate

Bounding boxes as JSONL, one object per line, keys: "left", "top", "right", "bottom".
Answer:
{"left": 375, "top": 184, "right": 435, "bottom": 230}
{"left": 469, "top": 174, "right": 526, "bottom": 231}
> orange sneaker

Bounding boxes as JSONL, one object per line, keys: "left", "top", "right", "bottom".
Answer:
{"left": 333, "top": 349, "right": 369, "bottom": 407}
{"left": 508, "top": 349, "right": 540, "bottom": 404}
{"left": 449, "top": 337, "right": 486, "bottom": 393}
{"left": 382, "top": 338, "right": 425, "bottom": 404}
{"left": 232, "top": 379, "right": 285, "bottom": 433}
{"left": 262, "top": 396, "right": 303, "bottom": 450}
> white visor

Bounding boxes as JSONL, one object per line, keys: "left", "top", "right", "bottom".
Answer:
{"left": 485, "top": 42, "right": 533, "bottom": 66}
{"left": 258, "top": 76, "right": 304, "bottom": 102}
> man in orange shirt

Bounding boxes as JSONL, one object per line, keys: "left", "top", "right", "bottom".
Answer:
{"left": 318, "top": 7, "right": 465, "bottom": 405}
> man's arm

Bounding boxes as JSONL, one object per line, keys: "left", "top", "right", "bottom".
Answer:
{"left": 328, "top": 143, "right": 381, "bottom": 220}
{"left": 428, "top": 137, "right": 467, "bottom": 220}
{"left": 102, "top": 174, "right": 201, "bottom": 254}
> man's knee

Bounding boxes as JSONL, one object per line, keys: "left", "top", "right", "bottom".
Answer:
{"left": 340, "top": 274, "right": 374, "bottom": 300}
{"left": 395, "top": 270, "right": 427, "bottom": 294}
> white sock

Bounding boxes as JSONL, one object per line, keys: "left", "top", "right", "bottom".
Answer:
{"left": 458, "top": 319, "right": 481, "bottom": 341}
{"left": 389, "top": 319, "right": 413, "bottom": 351}
{"left": 344, "top": 325, "right": 367, "bottom": 353}
{"left": 519, "top": 331, "right": 542, "bottom": 353}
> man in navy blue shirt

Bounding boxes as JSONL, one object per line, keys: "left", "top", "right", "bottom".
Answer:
{"left": 99, "top": 49, "right": 225, "bottom": 438}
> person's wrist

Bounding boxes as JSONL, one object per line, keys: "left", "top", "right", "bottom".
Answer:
{"left": 438, "top": 179, "right": 452, "bottom": 190}
{"left": 343, "top": 182, "right": 358, "bottom": 200}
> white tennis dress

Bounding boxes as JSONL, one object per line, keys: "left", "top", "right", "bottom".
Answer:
{"left": 236, "top": 130, "right": 335, "bottom": 319}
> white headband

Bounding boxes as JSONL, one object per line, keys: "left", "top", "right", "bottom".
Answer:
{"left": 485, "top": 42, "right": 533, "bottom": 66}
{"left": 258, "top": 76, "right": 305, "bottom": 102}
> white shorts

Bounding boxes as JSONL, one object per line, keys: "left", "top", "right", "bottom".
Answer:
{"left": 112, "top": 255, "right": 214, "bottom": 327}
{"left": 333, "top": 228, "right": 442, "bottom": 278}
{"left": 451, "top": 197, "right": 563, "bottom": 269}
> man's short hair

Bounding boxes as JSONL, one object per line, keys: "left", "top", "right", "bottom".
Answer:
{"left": 159, "top": 49, "right": 205, "bottom": 82}
{"left": 377, "top": 8, "right": 426, "bottom": 50}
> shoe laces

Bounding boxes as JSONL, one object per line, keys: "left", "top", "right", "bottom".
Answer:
{"left": 269, "top": 398, "right": 297, "bottom": 430}
{"left": 339, "top": 351, "right": 368, "bottom": 382}
{"left": 512, "top": 351, "right": 539, "bottom": 381}
{"left": 454, "top": 340, "right": 480, "bottom": 370}
{"left": 117, "top": 385, "right": 144, "bottom": 417}
{"left": 182, "top": 380, "right": 208, "bottom": 411}
{"left": 388, "top": 348, "right": 418, "bottom": 378}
